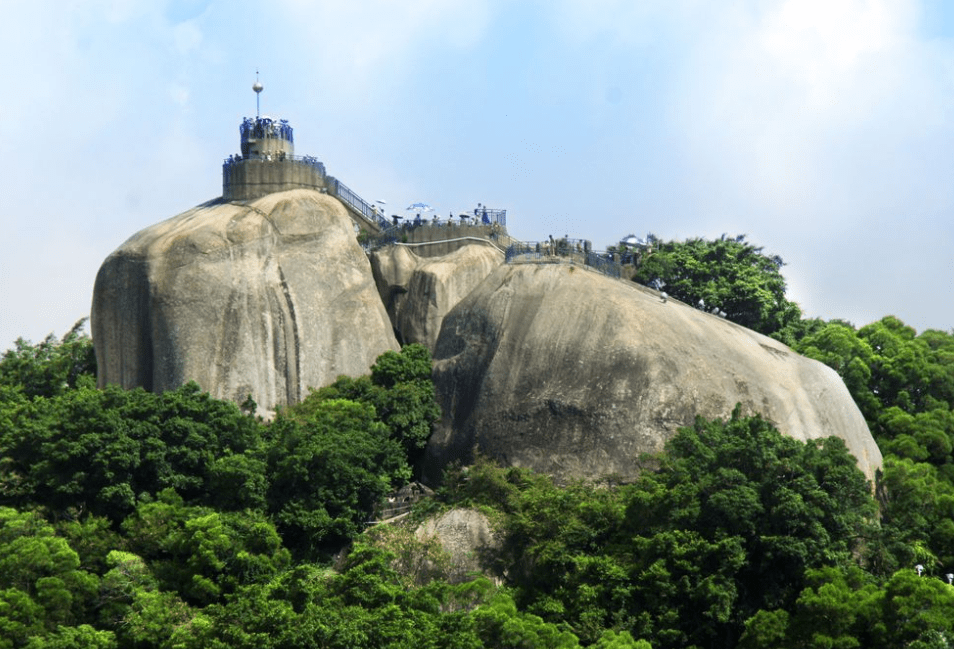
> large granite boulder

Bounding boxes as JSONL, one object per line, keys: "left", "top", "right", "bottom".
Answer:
{"left": 424, "top": 262, "right": 882, "bottom": 484}
{"left": 92, "top": 189, "right": 399, "bottom": 414}
{"left": 370, "top": 243, "right": 504, "bottom": 351}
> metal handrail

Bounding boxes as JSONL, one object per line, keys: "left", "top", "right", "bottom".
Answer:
{"left": 505, "top": 242, "right": 622, "bottom": 280}
{"left": 470, "top": 207, "right": 507, "bottom": 226}
{"left": 331, "top": 179, "right": 390, "bottom": 229}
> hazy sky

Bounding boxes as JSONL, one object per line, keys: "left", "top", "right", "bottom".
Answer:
{"left": 3, "top": 0, "right": 953, "bottom": 350}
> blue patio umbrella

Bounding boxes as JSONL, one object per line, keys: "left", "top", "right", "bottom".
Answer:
{"left": 406, "top": 202, "right": 433, "bottom": 212}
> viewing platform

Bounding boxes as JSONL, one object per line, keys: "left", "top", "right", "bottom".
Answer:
{"left": 222, "top": 115, "right": 329, "bottom": 201}
{"left": 221, "top": 109, "right": 389, "bottom": 233}
{"left": 222, "top": 152, "right": 329, "bottom": 201}
{"left": 222, "top": 81, "right": 498, "bottom": 241}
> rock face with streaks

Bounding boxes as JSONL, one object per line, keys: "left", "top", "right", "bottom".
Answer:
{"left": 92, "top": 185, "right": 882, "bottom": 486}
{"left": 370, "top": 243, "right": 504, "bottom": 351}
{"left": 91, "top": 189, "right": 399, "bottom": 414}
{"left": 423, "top": 262, "right": 882, "bottom": 484}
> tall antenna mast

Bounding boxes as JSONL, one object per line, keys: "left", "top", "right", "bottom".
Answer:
{"left": 252, "top": 70, "right": 263, "bottom": 118}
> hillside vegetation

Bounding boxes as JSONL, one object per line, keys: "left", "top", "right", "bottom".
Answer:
{"left": 2, "top": 234, "right": 954, "bottom": 648}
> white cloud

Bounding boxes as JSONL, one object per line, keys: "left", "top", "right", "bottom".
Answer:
{"left": 172, "top": 18, "right": 204, "bottom": 55}
{"left": 667, "top": 1, "right": 943, "bottom": 210}
{"left": 169, "top": 83, "right": 191, "bottom": 106}
{"left": 548, "top": 0, "right": 701, "bottom": 46}
{"left": 760, "top": 0, "right": 907, "bottom": 69}
{"left": 753, "top": 0, "right": 917, "bottom": 124}
{"left": 278, "top": 0, "right": 492, "bottom": 99}
{"left": 2, "top": 0, "right": 952, "bottom": 348}
{"left": 659, "top": 0, "right": 954, "bottom": 328}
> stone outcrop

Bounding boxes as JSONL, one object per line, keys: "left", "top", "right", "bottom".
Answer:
{"left": 92, "top": 183, "right": 882, "bottom": 487}
{"left": 424, "top": 261, "right": 882, "bottom": 484}
{"left": 91, "top": 189, "right": 399, "bottom": 414}
{"left": 370, "top": 243, "right": 504, "bottom": 351}
{"left": 416, "top": 508, "right": 501, "bottom": 584}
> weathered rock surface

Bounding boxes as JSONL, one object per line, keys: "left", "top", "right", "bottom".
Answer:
{"left": 92, "top": 189, "right": 399, "bottom": 414}
{"left": 416, "top": 508, "right": 501, "bottom": 584}
{"left": 424, "top": 262, "right": 882, "bottom": 484}
{"left": 370, "top": 243, "right": 504, "bottom": 351}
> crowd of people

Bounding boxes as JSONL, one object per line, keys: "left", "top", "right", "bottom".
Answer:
{"left": 390, "top": 212, "right": 492, "bottom": 227}
{"left": 382, "top": 204, "right": 505, "bottom": 229}
{"left": 222, "top": 153, "right": 326, "bottom": 175}
{"left": 240, "top": 116, "right": 294, "bottom": 143}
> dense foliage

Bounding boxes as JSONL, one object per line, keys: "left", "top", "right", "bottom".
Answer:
{"left": 631, "top": 235, "right": 802, "bottom": 336}
{"left": 294, "top": 343, "right": 440, "bottom": 468}
{"left": 0, "top": 319, "right": 97, "bottom": 399}
{"left": 2, "top": 257, "right": 954, "bottom": 647}
{"left": 791, "top": 316, "right": 954, "bottom": 575}
{"left": 0, "top": 328, "right": 660, "bottom": 647}
{"left": 442, "top": 408, "right": 876, "bottom": 648}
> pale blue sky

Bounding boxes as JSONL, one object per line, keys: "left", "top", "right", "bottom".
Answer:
{"left": 2, "top": 0, "right": 953, "bottom": 349}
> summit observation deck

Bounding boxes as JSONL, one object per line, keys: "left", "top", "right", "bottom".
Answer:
{"left": 221, "top": 114, "right": 390, "bottom": 233}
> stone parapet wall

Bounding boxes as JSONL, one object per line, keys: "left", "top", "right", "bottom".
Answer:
{"left": 223, "top": 158, "right": 328, "bottom": 201}
{"left": 383, "top": 223, "right": 510, "bottom": 258}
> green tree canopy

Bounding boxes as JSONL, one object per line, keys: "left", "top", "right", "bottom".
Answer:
{"left": 619, "top": 408, "right": 876, "bottom": 647}
{"left": 631, "top": 234, "right": 801, "bottom": 335}
{"left": 121, "top": 490, "right": 290, "bottom": 606}
{"left": 267, "top": 399, "right": 411, "bottom": 557}
{"left": 0, "top": 508, "right": 101, "bottom": 647}
{"left": 297, "top": 343, "right": 440, "bottom": 466}
{"left": 750, "top": 565, "right": 954, "bottom": 649}
{"left": 0, "top": 381, "right": 264, "bottom": 522}
{"left": 0, "top": 319, "right": 96, "bottom": 399}
{"left": 793, "top": 317, "right": 954, "bottom": 575}
{"left": 794, "top": 317, "right": 954, "bottom": 452}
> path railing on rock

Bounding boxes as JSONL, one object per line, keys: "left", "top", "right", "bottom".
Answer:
{"left": 329, "top": 178, "right": 391, "bottom": 231}
{"left": 364, "top": 221, "right": 622, "bottom": 280}
{"left": 370, "top": 220, "right": 505, "bottom": 247}
{"left": 505, "top": 241, "right": 622, "bottom": 279}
